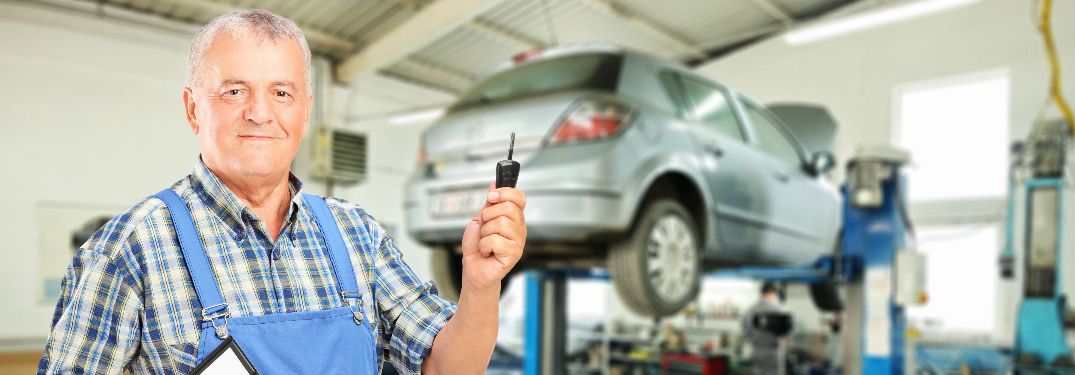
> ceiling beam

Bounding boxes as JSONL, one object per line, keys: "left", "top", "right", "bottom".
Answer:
{"left": 575, "top": 0, "right": 706, "bottom": 59}
{"left": 465, "top": 18, "right": 548, "bottom": 49}
{"left": 397, "top": 57, "right": 475, "bottom": 88}
{"left": 335, "top": 0, "right": 505, "bottom": 84}
{"left": 379, "top": 70, "right": 463, "bottom": 95}
{"left": 746, "top": 0, "right": 795, "bottom": 26}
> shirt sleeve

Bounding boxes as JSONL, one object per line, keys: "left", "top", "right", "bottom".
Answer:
{"left": 371, "top": 230, "right": 457, "bottom": 374}
{"left": 38, "top": 223, "right": 143, "bottom": 374}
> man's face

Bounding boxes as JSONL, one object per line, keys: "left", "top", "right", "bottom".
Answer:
{"left": 183, "top": 32, "right": 311, "bottom": 181}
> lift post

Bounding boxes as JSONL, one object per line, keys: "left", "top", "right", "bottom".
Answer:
{"left": 523, "top": 269, "right": 609, "bottom": 375}
{"left": 840, "top": 146, "right": 916, "bottom": 375}
{"left": 1004, "top": 126, "right": 1075, "bottom": 371}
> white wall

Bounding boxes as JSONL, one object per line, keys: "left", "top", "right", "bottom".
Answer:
{"left": 0, "top": 2, "right": 445, "bottom": 346}
{"left": 696, "top": 0, "right": 1075, "bottom": 343}
{"left": 0, "top": 3, "right": 197, "bottom": 345}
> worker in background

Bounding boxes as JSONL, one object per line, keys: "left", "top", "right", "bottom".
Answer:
{"left": 38, "top": 9, "right": 527, "bottom": 374}
{"left": 742, "top": 282, "right": 791, "bottom": 375}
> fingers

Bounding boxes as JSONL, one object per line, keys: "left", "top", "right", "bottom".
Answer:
{"left": 486, "top": 186, "right": 526, "bottom": 210}
{"left": 478, "top": 233, "right": 521, "bottom": 261}
{"left": 480, "top": 201, "right": 524, "bottom": 226}
{"left": 480, "top": 216, "right": 523, "bottom": 241}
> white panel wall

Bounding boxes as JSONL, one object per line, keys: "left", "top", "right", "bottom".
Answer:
{"left": 0, "top": 3, "right": 196, "bottom": 344}
{"left": 696, "top": 0, "right": 1075, "bottom": 343}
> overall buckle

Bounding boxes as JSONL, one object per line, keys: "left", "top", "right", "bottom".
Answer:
{"left": 201, "top": 303, "right": 230, "bottom": 339}
{"left": 341, "top": 291, "right": 364, "bottom": 325}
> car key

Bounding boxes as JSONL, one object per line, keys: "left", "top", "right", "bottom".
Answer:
{"left": 496, "top": 132, "right": 520, "bottom": 188}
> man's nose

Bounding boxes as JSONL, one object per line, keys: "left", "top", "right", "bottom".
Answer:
{"left": 244, "top": 90, "right": 273, "bottom": 125}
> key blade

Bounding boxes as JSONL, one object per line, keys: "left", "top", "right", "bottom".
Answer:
{"left": 508, "top": 132, "right": 515, "bottom": 160}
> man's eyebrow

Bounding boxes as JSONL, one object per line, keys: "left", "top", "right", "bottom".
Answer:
{"left": 219, "top": 79, "right": 248, "bottom": 86}
{"left": 271, "top": 81, "right": 298, "bottom": 90}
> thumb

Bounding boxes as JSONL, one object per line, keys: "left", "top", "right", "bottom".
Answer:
{"left": 482, "top": 181, "right": 496, "bottom": 208}
{"left": 462, "top": 181, "right": 495, "bottom": 257}
{"left": 461, "top": 213, "right": 481, "bottom": 256}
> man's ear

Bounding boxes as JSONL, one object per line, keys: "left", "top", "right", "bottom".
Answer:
{"left": 183, "top": 87, "right": 199, "bottom": 135}
{"left": 301, "top": 95, "right": 314, "bottom": 138}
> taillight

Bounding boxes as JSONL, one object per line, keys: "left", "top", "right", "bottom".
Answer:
{"left": 548, "top": 98, "right": 635, "bottom": 145}
{"left": 512, "top": 49, "right": 543, "bottom": 64}
{"left": 416, "top": 140, "right": 427, "bottom": 166}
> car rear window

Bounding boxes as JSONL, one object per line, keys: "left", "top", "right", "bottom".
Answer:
{"left": 448, "top": 53, "right": 623, "bottom": 113}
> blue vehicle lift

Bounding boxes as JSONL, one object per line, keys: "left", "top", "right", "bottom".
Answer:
{"left": 714, "top": 146, "right": 918, "bottom": 375}
{"left": 521, "top": 146, "right": 922, "bottom": 375}
{"left": 1000, "top": 136, "right": 1075, "bottom": 372}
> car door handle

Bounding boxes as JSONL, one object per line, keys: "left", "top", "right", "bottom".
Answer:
{"left": 773, "top": 173, "right": 789, "bottom": 183}
{"left": 703, "top": 144, "right": 724, "bottom": 157}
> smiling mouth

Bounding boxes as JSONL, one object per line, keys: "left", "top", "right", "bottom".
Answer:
{"left": 239, "top": 135, "right": 277, "bottom": 140}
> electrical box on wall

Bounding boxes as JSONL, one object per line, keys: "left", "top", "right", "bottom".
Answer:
{"left": 311, "top": 126, "right": 367, "bottom": 184}
{"left": 895, "top": 250, "right": 928, "bottom": 306}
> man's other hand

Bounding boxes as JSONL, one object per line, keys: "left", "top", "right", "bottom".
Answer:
{"left": 459, "top": 182, "right": 526, "bottom": 294}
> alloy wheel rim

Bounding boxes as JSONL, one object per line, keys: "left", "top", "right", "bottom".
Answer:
{"left": 646, "top": 214, "right": 697, "bottom": 302}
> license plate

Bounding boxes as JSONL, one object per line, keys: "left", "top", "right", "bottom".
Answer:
{"left": 429, "top": 190, "right": 486, "bottom": 218}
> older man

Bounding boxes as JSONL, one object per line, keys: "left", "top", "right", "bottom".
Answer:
{"left": 38, "top": 9, "right": 526, "bottom": 375}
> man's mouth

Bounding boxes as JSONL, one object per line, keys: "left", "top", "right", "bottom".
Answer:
{"left": 238, "top": 135, "right": 277, "bottom": 140}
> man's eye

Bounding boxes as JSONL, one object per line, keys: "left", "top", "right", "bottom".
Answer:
{"left": 276, "top": 91, "right": 290, "bottom": 97}
{"left": 227, "top": 89, "right": 242, "bottom": 96}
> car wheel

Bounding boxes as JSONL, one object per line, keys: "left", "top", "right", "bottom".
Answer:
{"left": 609, "top": 199, "right": 701, "bottom": 317}
{"left": 430, "top": 246, "right": 463, "bottom": 302}
{"left": 809, "top": 282, "right": 843, "bottom": 312}
{"left": 430, "top": 246, "right": 516, "bottom": 302}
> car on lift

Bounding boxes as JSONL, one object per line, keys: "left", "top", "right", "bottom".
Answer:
{"left": 404, "top": 44, "right": 842, "bottom": 316}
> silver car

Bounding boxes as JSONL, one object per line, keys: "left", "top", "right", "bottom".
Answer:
{"left": 405, "top": 44, "right": 842, "bottom": 316}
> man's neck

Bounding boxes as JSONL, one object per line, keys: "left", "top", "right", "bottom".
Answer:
{"left": 209, "top": 165, "right": 292, "bottom": 241}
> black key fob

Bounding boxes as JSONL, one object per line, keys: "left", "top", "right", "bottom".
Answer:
{"left": 496, "top": 133, "right": 520, "bottom": 188}
{"left": 496, "top": 160, "right": 520, "bottom": 188}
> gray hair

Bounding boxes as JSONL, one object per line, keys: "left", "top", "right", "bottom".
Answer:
{"left": 188, "top": 9, "right": 312, "bottom": 92}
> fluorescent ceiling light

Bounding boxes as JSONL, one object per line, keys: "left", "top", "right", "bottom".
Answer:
{"left": 389, "top": 108, "right": 445, "bottom": 126}
{"left": 784, "top": 0, "right": 980, "bottom": 45}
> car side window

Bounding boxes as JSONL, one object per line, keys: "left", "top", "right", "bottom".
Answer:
{"left": 678, "top": 77, "right": 746, "bottom": 142}
{"left": 743, "top": 102, "right": 802, "bottom": 167}
{"left": 657, "top": 71, "right": 690, "bottom": 118}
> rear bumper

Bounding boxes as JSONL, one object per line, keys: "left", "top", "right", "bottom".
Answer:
{"left": 405, "top": 184, "right": 626, "bottom": 244}
{"left": 404, "top": 141, "right": 638, "bottom": 245}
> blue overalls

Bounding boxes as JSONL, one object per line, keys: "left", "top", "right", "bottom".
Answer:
{"left": 155, "top": 190, "right": 378, "bottom": 374}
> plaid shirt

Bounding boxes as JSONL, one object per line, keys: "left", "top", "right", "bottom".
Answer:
{"left": 38, "top": 160, "right": 456, "bottom": 374}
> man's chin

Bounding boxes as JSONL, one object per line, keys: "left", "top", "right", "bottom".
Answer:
{"left": 230, "top": 160, "right": 287, "bottom": 179}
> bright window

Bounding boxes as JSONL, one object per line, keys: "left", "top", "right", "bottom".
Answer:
{"left": 907, "top": 224, "right": 998, "bottom": 334}
{"left": 894, "top": 70, "right": 1009, "bottom": 202}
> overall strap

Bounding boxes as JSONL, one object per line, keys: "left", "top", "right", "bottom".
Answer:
{"left": 302, "top": 194, "right": 362, "bottom": 300}
{"left": 154, "top": 190, "right": 230, "bottom": 330}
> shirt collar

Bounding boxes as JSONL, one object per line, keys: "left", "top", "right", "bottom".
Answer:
{"left": 190, "top": 157, "right": 307, "bottom": 239}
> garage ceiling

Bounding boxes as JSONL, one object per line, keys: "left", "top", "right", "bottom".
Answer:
{"left": 35, "top": 0, "right": 856, "bottom": 117}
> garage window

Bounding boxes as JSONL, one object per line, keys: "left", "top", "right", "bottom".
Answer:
{"left": 907, "top": 224, "right": 998, "bottom": 335}
{"left": 894, "top": 70, "right": 1010, "bottom": 202}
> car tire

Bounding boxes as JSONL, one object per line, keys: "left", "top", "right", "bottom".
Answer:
{"left": 810, "top": 282, "right": 844, "bottom": 312}
{"left": 430, "top": 246, "right": 464, "bottom": 302}
{"left": 430, "top": 246, "right": 515, "bottom": 302}
{"left": 608, "top": 199, "right": 701, "bottom": 317}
